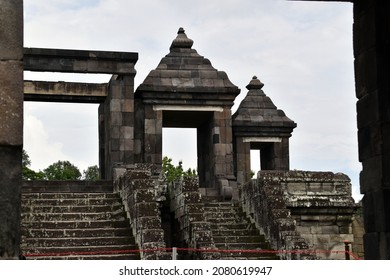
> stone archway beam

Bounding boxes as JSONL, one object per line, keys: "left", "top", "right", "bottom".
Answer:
{"left": 24, "top": 48, "right": 138, "bottom": 75}
{"left": 24, "top": 80, "right": 108, "bottom": 103}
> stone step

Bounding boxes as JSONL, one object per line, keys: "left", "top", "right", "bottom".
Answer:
{"left": 213, "top": 235, "right": 265, "bottom": 244}
{"left": 214, "top": 242, "right": 269, "bottom": 251}
{"left": 203, "top": 200, "right": 278, "bottom": 260}
{"left": 206, "top": 217, "right": 245, "bottom": 224}
{"left": 21, "top": 220, "right": 130, "bottom": 229}
{"left": 21, "top": 204, "right": 123, "bottom": 213}
{"left": 203, "top": 202, "right": 240, "bottom": 208}
{"left": 219, "top": 251, "right": 280, "bottom": 260}
{"left": 21, "top": 236, "right": 135, "bottom": 247}
{"left": 211, "top": 228, "right": 260, "bottom": 237}
{"left": 21, "top": 244, "right": 138, "bottom": 255}
{"left": 29, "top": 254, "right": 140, "bottom": 260}
{"left": 20, "top": 190, "right": 140, "bottom": 260}
{"left": 22, "top": 192, "right": 119, "bottom": 200}
{"left": 21, "top": 211, "right": 126, "bottom": 222}
{"left": 21, "top": 228, "right": 132, "bottom": 238}
{"left": 21, "top": 243, "right": 140, "bottom": 260}
{"left": 203, "top": 206, "right": 242, "bottom": 213}
{"left": 22, "top": 197, "right": 122, "bottom": 207}
{"left": 209, "top": 222, "right": 255, "bottom": 230}
{"left": 204, "top": 211, "right": 246, "bottom": 221}
{"left": 22, "top": 180, "right": 113, "bottom": 193}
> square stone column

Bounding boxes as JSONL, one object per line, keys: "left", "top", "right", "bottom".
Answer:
{"left": 212, "top": 109, "right": 236, "bottom": 194}
{"left": 234, "top": 137, "right": 251, "bottom": 186}
{"left": 99, "top": 74, "right": 135, "bottom": 179}
{"left": 0, "top": 0, "right": 23, "bottom": 259}
{"left": 143, "top": 105, "right": 163, "bottom": 166}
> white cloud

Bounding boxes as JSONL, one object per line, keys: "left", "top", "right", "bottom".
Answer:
{"left": 23, "top": 109, "right": 66, "bottom": 171}
{"left": 24, "top": 103, "right": 99, "bottom": 173}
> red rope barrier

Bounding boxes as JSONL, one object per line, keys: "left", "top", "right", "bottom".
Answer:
{"left": 23, "top": 247, "right": 362, "bottom": 260}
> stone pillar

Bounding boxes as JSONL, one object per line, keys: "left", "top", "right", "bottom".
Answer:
{"left": 354, "top": 0, "right": 390, "bottom": 259}
{"left": 213, "top": 109, "right": 235, "bottom": 196}
{"left": 197, "top": 123, "right": 213, "bottom": 188}
{"left": 273, "top": 138, "right": 290, "bottom": 170}
{"left": 261, "top": 139, "right": 290, "bottom": 171}
{"left": 100, "top": 74, "right": 135, "bottom": 179}
{"left": 0, "top": 0, "right": 23, "bottom": 259}
{"left": 143, "top": 105, "right": 162, "bottom": 166}
{"left": 234, "top": 137, "right": 251, "bottom": 186}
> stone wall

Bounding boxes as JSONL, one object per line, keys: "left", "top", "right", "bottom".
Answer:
{"left": 241, "top": 177, "right": 314, "bottom": 260}
{"left": 114, "top": 165, "right": 170, "bottom": 259}
{"left": 167, "top": 176, "right": 220, "bottom": 259}
{"left": 256, "top": 170, "right": 357, "bottom": 259}
{"left": 0, "top": 0, "right": 24, "bottom": 259}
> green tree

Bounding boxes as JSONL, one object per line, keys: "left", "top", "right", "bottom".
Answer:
{"left": 43, "top": 160, "right": 81, "bottom": 180}
{"left": 162, "top": 156, "right": 197, "bottom": 183}
{"left": 22, "top": 150, "right": 45, "bottom": 180}
{"left": 83, "top": 165, "right": 100, "bottom": 181}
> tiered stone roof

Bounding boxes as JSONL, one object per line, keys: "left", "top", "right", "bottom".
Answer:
{"left": 136, "top": 28, "right": 240, "bottom": 102}
{"left": 232, "top": 76, "right": 296, "bottom": 137}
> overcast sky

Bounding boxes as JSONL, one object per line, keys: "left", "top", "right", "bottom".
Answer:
{"left": 22, "top": 0, "right": 361, "bottom": 199}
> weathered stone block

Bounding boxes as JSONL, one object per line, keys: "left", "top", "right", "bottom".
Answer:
{"left": 135, "top": 203, "right": 159, "bottom": 217}
{"left": 0, "top": 61, "right": 23, "bottom": 146}
{"left": 133, "top": 189, "right": 156, "bottom": 203}
{"left": 122, "top": 99, "right": 134, "bottom": 112}
{"left": 141, "top": 229, "right": 165, "bottom": 243}
{"left": 185, "top": 204, "right": 204, "bottom": 214}
{"left": 321, "top": 226, "right": 339, "bottom": 234}
{"left": 111, "top": 112, "right": 122, "bottom": 125}
{"left": 188, "top": 213, "right": 205, "bottom": 222}
{"left": 110, "top": 99, "right": 121, "bottom": 112}
{"left": 0, "top": 146, "right": 22, "bottom": 259}
{"left": 182, "top": 192, "right": 201, "bottom": 204}
{"left": 0, "top": 0, "right": 23, "bottom": 60}
{"left": 286, "top": 182, "right": 306, "bottom": 194}
{"left": 182, "top": 177, "right": 199, "bottom": 192}
{"left": 122, "top": 112, "right": 134, "bottom": 126}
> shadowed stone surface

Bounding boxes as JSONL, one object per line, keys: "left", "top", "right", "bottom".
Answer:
{"left": 0, "top": 0, "right": 23, "bottom": 259}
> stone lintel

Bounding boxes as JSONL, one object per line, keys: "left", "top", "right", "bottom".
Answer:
{"left": 24, "top": 80, "right": 108, "bottom": 103}
{"left": 24, "top": 47, "right": 138, "bottom": 74}
{"left": 153, "top": 105, "right": 224, "bottom": 112}
{"left": 243, "top": 137, "right": 282, "bottom": 143}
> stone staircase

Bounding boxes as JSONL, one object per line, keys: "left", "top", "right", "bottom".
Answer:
{"left": 20, "top": 183, "right": 140, "bottom": 260}
{"left": 203, "top": 201, "right": 279, "bottom": 260}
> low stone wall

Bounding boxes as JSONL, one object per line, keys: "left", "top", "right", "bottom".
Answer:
{"left": 257, "top": 170, "right": 357, "bottom": 260}
{"left": 168, "top": 176, "right": 220, "bottom": 260}
{"left": 114, "top": 165, "right": 170, "bottom": 260}
{"left": 241, "top": 177, "right": 313, "bottom": 260}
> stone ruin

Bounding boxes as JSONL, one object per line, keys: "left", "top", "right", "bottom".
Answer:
{"left": 14, "top": 28, "right": 362, "bottom": 259}
{"left": 3, "top": 0, "right": 378, "bottom": 258}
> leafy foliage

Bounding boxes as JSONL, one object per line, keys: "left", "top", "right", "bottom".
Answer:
{"left": 22, "top": 150, "right": 45, "bottom": 180}
{"left": 43, "top": 160, "right": 82, "bottom": 180}
{"left": 162, "top": 156, "right": 197, "bottom": 183}
{"left": 23, "top": 150, "right": 99, "bottom": 181}
{"left": 83, "top": 165, "right": 100, "bottom": 181}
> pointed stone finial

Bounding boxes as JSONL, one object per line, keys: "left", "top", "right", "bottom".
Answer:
{"left": 246, "top": 76, "right": 264, "bottom": 90}
{"left": 170, "top": 27, "right": 194, "bottom": 50}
